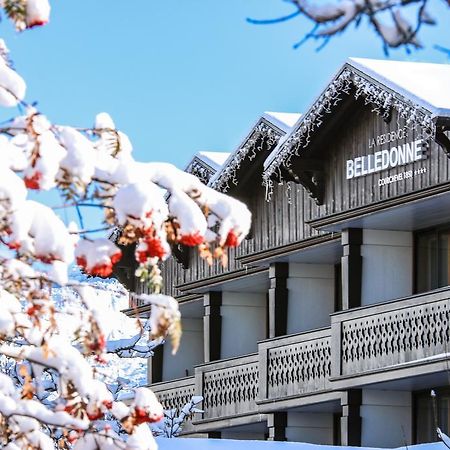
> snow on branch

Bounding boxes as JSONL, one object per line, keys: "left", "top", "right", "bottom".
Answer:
{"left": 0, "top": 1, "right": 252, "bottom": 448}
{"left": 152, "top": 396, "right": 203, "bottom": 438}
{"left": 248, "top": 0, "right": 441, "bottom": 53}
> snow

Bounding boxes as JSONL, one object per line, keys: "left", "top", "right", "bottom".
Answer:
{"left": 25, "top": 0, "right": 51, "bottom": 28}
{"left": 0, "top": 56, "right": 26, "bottom": 107}
{"left": 349, "top": 58, "right": 450, "bottom": 116}
{"left": 196, "top": 151, "right": 231, "bottom": 171}
{"left": 75, "top": 238, "right": 122, "bottom": 277}
{"left": 208, "top": 111, "right": 300, "bottom": 190}
{"left": 113, "top": 181, "right": 169, "bottom": 228}
{"left": 58, "top": 126, "right": 96, "bottom": 186}
{"left": 156, "top": 440, "right": 444, "bottom": 450}
{"left": 24, "top": 130, "right": 67, "bottom": 190}
{"left": 168, "top": 189, "right": 207, "bottom": 245}
{"left": 263, "top": 112, "right": 302, "bottom": 131}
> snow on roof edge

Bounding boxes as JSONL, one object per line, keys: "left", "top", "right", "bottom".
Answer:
{"left": 348, "top": 57, "right": 450, "bottom": 117}
{"left": 262, "top": 58, "right": 350, "bottom": 171}
{"left": 263, "top": 57, "right": 450, "bottom": 172}
{"left": 263, "top": 111, "right": 302, "bottom": 131}
{"left": 207, "top": 111, "right": 298, "bottom": 187}
{"left": 196, "top": 151, "right": 231, "bottom": 170}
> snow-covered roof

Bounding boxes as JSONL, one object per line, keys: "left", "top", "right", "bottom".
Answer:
{"left": 196, "top": 151, "right": 231, "bottom": 171}
{"left": 262, "top": 57, "right": 445, "bottom": 186}
{"left": 184, "top": 151, "right": 231, "bottom": 185}
{"left": 349, "top": 57, "right": 450, "bottom": 117}
{"left": 263, "top": 111, "right": 302, "bottom": 132}
{"left": 208, "top": 111, "right": 301, "bottom": 192}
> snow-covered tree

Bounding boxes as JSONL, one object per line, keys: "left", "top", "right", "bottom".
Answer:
{"left": 248, "top": 0, "right": 445, "bottom": 54}
{"left": 0, "top": 1, "right": 252, "bottom": 448}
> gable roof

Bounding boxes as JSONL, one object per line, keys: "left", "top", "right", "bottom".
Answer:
{"left": 208, "top": 111, "right": 301, "bottom": 193}
{"left": 262, "top": 57, "right": 449, "bottom": 193}
{"left": 185, "top": 151, "right": 230, "bottom": 185}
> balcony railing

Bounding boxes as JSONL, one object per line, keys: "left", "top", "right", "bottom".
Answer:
{"left": 331, "top": 287, "right": 450, "bottom": 378}
{"left": 195, "top": 354, "right": 259, "bottom": 421}
{"left": 150, "top": 376, "right": 197, "bottom": 433}
{"left": 259, "top": 328, "right": 331, "bottom": 402}
{"left": 147, "top": 287, "right": 450, "bottom": 432}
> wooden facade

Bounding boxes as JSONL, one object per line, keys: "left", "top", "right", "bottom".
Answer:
{"left": 123, "top": 59, "right": 450, "bottom": 445}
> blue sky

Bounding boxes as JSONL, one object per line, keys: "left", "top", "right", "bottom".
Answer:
{"left": 2, "top": 0, "right": 450, "bottom": 171}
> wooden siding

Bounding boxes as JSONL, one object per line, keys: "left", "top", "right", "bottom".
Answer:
{"left": 137, "top": 100, "right": 450, "bottom": 296}
{"left": 316, "top": 103, "right": 450, "bottom": 217}
{"left": 154, "top": 180, "right": 325, "bottom": 297}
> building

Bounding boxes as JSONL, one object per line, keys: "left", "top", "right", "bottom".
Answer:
{"left": 119, "top": 57, "right": 450, "bottom": 446}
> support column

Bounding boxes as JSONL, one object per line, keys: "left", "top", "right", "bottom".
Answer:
{"left": 268, "top": 262, "right": 289, "bottom": 338}
{"left": 147, "top": 345, "right": 163, "bottom": 384}
{"left": 267, "top": 412, "right": 287, "bottom": 441}
{"left": 203, "top": 292, "right": 222, "bottom": 363}
{"left": 341, "top": 228, "right": 363, "bottom": 310}
{"left": 340, "top": 389, "right": 362, "bottom": 446}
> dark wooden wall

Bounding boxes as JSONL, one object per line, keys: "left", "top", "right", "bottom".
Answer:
{"left": 316, "top": 104, "right": 450, "bottom": 217}
{"left": 148, "top": 180, "right": 324, "bottom": 298}
{"left": 137, "top": 101, "right": 450, "bottom": 298}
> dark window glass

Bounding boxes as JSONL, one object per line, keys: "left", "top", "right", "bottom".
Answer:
{"left": 416, "top": 228, "right": 450, "bottom": 293}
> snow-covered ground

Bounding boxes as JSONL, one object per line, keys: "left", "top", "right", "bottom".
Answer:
{"left": 156, "top": 439, "right": 443, "bottom": 450}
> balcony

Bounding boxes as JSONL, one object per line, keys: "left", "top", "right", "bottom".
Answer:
{"left": 196, "top": 354, "right": 259, "bottom": 423}
{"left": 150, "top": 376, "right": 197, "bottom": 434}
{"left": 331, "top": 286, "right": 450, "bottom": 387}
{"left": 150, "top": 287, "right": 450, "bottom": 433}
{"left": 258, "top": 328, "right": 332, "bottom": 409}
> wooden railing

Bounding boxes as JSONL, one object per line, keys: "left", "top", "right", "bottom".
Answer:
{"left": 331, "top": 287, "right": 450, "bottom": 377}
{"left": 147, "top": 287, "right": 450, "bottom": 432}
{"left": 150, "top": 376, "right": 197, "bottom": 432}
{"left": 259, "top": 328, "right": 331, "bottom": 402}
{"left": 195, "top": 354, "right": 259, "bottom": 421}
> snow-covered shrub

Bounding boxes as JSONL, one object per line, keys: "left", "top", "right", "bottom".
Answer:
{"left": 0, "top": 2, "right": 252, "bottom": 448}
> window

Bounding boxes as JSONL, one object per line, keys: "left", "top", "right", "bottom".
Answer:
{"left": 416, "top": 227, "right": 450, "bottom": 293}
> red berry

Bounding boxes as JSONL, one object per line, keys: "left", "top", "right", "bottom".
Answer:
{"left": 24, "top": 172, "right": 42, "bottom": 190}
{"left": 76, "top": 256, "right": 87, "bottom": 268}
{"left": 7, "top": 241, "right": 21, "bottom": 250}
{"left": 179, "top": 232, "right": 203, "bottom": 247}
{"left": 110, "top": 250, "right": 122, "bottom": 264}
{"left": 89, "top": 262, "right": 113, "bottom": 277}
{"left": 27, "top": 19, "right": 48, "bottom": 28}
{"left": 224, "top": 230, "right": 239, "bottom": 247}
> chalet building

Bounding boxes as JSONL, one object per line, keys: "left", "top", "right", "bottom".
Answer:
{"left": 119, "top": 58, "right": 450, "bottom": 446}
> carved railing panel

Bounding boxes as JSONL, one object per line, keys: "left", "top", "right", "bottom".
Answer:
{"left": 197, "top": 354, "right": 259, "bottom": 420}
{"left": 259, "top": 329, "right": 331, "bottom": 401}
{"left": 150, "top": 377, "right": 196, "bottom": 430}
{"left": 335, "top": 289, "right": 450, "bottom": 376}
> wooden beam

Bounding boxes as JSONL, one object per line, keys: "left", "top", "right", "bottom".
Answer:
{"left": 340, "top": 389, "right": 362, "bottom": 446}
{"left": 148, "top": 345, "right": 163, "bottom": 384}
{"left": 341, "top": 228, "right": 362, "bottom": 310}
{"left": 435, "top": 128, "right": 450, "bottom": 157}
{"left": 204, "top": 292, "right": 222, "bottom": 363}
{"left": 267, "top": 412, "right": 287, "bottom": 441}
{"left": 268, "top": 263, "right": 289, "bottom": 338}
